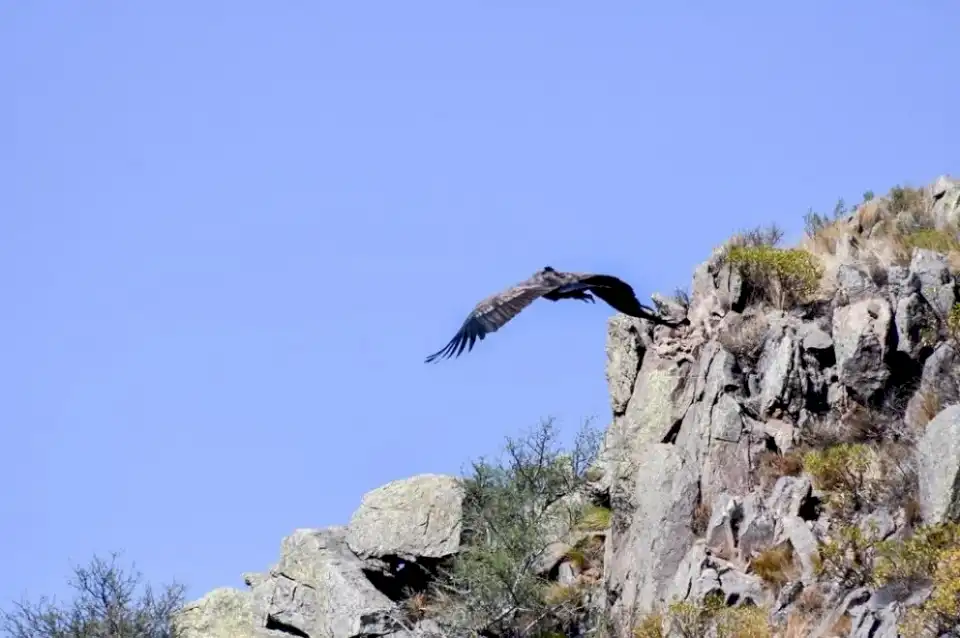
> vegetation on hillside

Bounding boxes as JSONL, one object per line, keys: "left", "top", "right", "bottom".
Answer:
{"left": 423, "top": 417, "right": 607, "bottom": 638}
{"left": 1, "top": 553, "right": 185, "bottom": 638}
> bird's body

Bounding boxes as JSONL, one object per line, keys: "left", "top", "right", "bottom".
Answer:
{"left": 424, "top": 266, "right": 688, "bottom": 363}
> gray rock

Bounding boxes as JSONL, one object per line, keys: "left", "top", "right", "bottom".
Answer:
{"left": 704, "top": 493, "right": 739, "bottom": 555}
{"left": 668, "top": 540, "right": 709, "bottom": 603}
{"left": 777, "top": 516, "right": 819, "bottom": 584}
{"left": 606, "top": 444, "right": 700, "bottom": 633}
{"left": 346, "top": 474, "right": 463, "bottom": 560}
{"left": 860, "top": 508, "right": 896, "bottom": 541}
{"left": 605, "top": 315, "right": 646, "bottom": 415}
{"left": 717, "top": 565, "right": 766, "bottom": 607}
{"left": 766, "top": 475, "right": 812, "bottom": 521}
{"left": 797, "top": 322, "right": 834, "bottom": 355}
{"left": 836, "top": 264, "right": 878, "bottom": 301}
{"left": 917, "top": 404, "right": 960, "bottom": 524}
{"left": 174, "top": 588, "right": 266, "bottom": 638}
{"left": 266, "top": 528, "right": 400, "bottom": 638}
{"left": 931, "top": 175, "right": 960, "bottom": 230}
{"left": 894, "top": 292, "right": 939, "bottom": 359}
{"left": 908, "top": 248, "right": 956, "bottom": 318}
{"left": 758, "top": 329, "right": 799, "bottom": 416}
{"left": 736, "top": 493, "right": 776, "bottom": 562}
{"left": 832, "top": 297, "right": 893, "bottom": 401}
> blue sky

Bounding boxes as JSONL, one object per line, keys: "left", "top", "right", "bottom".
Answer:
{"left": 2, "top": 1, "right": 958, "bottom": 607}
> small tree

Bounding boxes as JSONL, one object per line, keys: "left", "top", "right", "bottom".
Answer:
{"left": 429, "top": 417, "right": 603, "bottom": 638}
{"left": 2, "top": 552, "right": 186, "bottom": 638}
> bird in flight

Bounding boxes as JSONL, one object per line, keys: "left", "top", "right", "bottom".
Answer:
{"left": 424, "top": 266, "right": 689, "bottom": 363}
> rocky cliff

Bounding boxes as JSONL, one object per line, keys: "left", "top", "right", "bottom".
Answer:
{"left": 175, "top": 176, "right": 960, "bottom": 638}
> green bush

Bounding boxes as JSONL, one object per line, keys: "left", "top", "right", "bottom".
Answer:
{"left": 803, "top": 443, "right": 874, "bottom": 513}
{"left": 633, "top": 595, "right": 771, "bottom": 638}
{"left": 901, "top": 228, "right": 960, "bottom": 254}
{"left": 429, "top": 417, "right": 603, "bottom": 638}
{"left": 725, "top": 245, "right": 823, "bottom": 310}
{"left": 872, "top": 523, "right": 960, "bottom": 637}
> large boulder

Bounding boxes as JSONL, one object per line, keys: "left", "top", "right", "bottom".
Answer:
{"left": 346, "top": 474, "right": 464, "bottom": 560}
{"left": 174, "top": 588, "right": 264, "bottom": 638}
{"left": 917, "top": 405, "right": 960, "bottom": 525}
{"left": 832, "top": 297, "right": 893, "bottom": 402}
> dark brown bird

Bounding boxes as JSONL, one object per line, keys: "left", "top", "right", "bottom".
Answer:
{"left": 424, "top": 266, "right": 688, "bottom": 363}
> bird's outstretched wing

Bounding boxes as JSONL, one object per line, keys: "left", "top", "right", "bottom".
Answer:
{"left": 424, "top": 278, "right": 561, "bottom": 363}
{"left": 566, "top": 273, "right": 689, "bottom": 327}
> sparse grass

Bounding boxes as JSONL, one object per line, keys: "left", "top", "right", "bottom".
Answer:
{"left": 889, "top": 184, "right": 925, "bottom": 215}
{"left": 758, "top": 450, "right": 805, "bottom": 490}
{"left": 777, "top": 613, "right": 812, "bottom": 638}
{"left": 948, "top": 303, "right": 960, "bottom": 341}
{"left": 751, "top": 543, "right": 798, "bottom": 588}
{"left": 564, "top": 534, "right": 604, "bottom": 574}
{"left": 724, "top": 245, "right": 824, "bottom": 310}
{"left": 634, "top": 597, "right": 772, "bottom": 638}
{"left": 829, "top": 614, "right": 853, "bottom": 637}
{"left": 718, "top": 313, "right": 769, "bottom": 365}
{"left": 405, "top": 592, "right": 431, "bottom": 622}
{"left": 541, "top": 582, "right": 583, "bottom": 607}
{"left": 794, "top": 585, "right": 824, "bottom": 615}
{"left": 916, "top": 387, "right": 943, "bottom": 429}
{"left": 691, "top": 500, "right": 712, "bottom": 537}
{"left": 633, "top": 613, "right": 665, "bottom": 638}
{"left": 576, "top": 503, "right": 612, "bottom": 531}
{"left": 900, "top": 228, "right": 960, "bottom": 254}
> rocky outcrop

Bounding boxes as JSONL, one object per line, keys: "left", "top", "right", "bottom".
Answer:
{"left": 177, "top": 175, "right": 960, "bottom": 638}
{"left": 175, "top": 476, "right": 458, "bottom": 638}
{"left": 346, "top": 474, "right": 464, "bottom": 561}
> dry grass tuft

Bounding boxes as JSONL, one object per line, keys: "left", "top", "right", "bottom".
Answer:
{"left": 691, "top": 500, "right": 712, "bottom": 537}
{"left": 751, "top": 542, "right": 799, "bottom": 588}
{"left": 718, "top": 313, "right": 769, "bottom": 365}
{"left": 758, "top": 450, "right": 805, "bottom": 490}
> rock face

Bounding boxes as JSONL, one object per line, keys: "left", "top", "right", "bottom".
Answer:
{"left": 346, "top": 474, "right": 464, "bottom": 560}
{"left": 176, "top": 176, "right": 960, "bottom": 638}
{"left": 175, "top": 476, "right": 458, "bottom": 638}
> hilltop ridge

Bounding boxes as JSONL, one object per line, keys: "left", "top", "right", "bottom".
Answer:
{"left": 176, "top": 175, "right": 960, "bottom": 638}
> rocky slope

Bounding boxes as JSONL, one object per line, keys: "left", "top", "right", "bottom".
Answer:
{"left": 175, "top": 176, "right": 960, "bottom": 638}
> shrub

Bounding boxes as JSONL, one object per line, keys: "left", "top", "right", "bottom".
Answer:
{"left": 863, "top": 190, "right": 875, "bottom": 202}
{"left": 870, "top": 523, "right": 960, "bottom": 636}
{"left": 727, "top": 223, "right": 785, "bottom": 249}
{"left": 1, "top": 552, "right": 185, "bottom": 638}
{"left": 803, "top": 443, "right": 874, "bottom": 513}
{"left": 724, "top": 245, "right": 823, "bottom": 310}
{"left": 718, "top": 313, "right": 769, "bottom": 366}
{"left": 802, "top": 199, "right": 847, "bottom": 238}
{"left": 815, "top": 522, "right": 878, "bottom": 588}
{"left": 715, "top": 606, "right": 770, "bottom": 638}
{"left": 633, "top": 597, "right": 771, "bottom": 638}
{"left": 429, "top": 417, "right": 603, "bottom": 638}
{"left": 873, "top": 522, "right": 960, "bottom": 587}
{"left": 889, "top": 185, "right": 924, "bottom": 214}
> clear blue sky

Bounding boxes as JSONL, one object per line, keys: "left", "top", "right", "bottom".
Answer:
{"left": 2, "top": 1, "right": 958, "bottom": 606}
